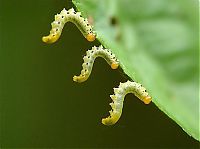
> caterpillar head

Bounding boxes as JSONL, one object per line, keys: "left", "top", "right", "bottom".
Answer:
{"left": 111, "top": 62, "right": 119, "bottom": 69}
{"left": 143, "top": 96, "right": 152, "bottom": 104}
{"left": 86, "top": 33, "right": 96, "bottom": 42}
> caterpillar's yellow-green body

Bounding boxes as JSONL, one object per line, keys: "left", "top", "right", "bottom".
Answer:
{"left": 42, "top": 8, "right": 96, "bottom": 43}
{"left": 73, "top": 46, "right": 119, "bottom": 83}
{"left": 42, "top": 8, "right": 152, "bottom": 127}
{"left": 102, "top": 81, "right": 152, "bottom": 125}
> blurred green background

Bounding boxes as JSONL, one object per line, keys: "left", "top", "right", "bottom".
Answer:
{"left": 0, "top": 0, "right": 199, "bottom": 148}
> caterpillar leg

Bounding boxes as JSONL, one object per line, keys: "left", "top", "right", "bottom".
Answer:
{"left": 102, "top": 81, "right": 152, "bottom": 125}
{"left": 73, "top": 46, "right": 119, "bottom": 83}
{"left": 42, "top": 8, "right": 96, "bottom": 44}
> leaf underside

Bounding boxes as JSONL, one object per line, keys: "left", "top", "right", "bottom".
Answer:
{"left": 73, "top": 0, "right": 199, "bottom": 140}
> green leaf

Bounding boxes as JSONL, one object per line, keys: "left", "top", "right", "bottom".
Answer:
{"left": 73, "top": 0, "right": 199, "bottom": 140}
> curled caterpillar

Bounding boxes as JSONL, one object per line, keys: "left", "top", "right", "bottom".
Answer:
{"left": 102, "top": 81, "right": 152, "bottom": 125}
{"left": 73, "top": 45, "right": 119, "bottom": 83}
{"left": 42, "top": 8, "right": 96, "bottom": 43}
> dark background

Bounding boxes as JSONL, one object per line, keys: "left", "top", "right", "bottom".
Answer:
{"left": 0, "top": 0, "right": 199, "bottom": 148}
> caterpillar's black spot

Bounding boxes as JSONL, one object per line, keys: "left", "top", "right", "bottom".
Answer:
{"left": 58, "top": 22, "right": 60, "bottom": 24}
{"left": 61, "top": 16, "right": 64, "bottom": 18}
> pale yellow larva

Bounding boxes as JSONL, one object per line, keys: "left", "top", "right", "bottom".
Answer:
{"left": 42, "top": 8, "right": 96, "bottom": 44}
{"left": 102, "top": 81, "right": 152, "bottom": 125}
{"left": 73, "top": 45, "right": 119, "bottom": 83}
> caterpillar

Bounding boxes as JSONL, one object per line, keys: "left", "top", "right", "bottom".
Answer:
{"left": 73, "top": 45, "right": 119, "bottom": 83}
{"left": 42, "top": 8, "right": 96, "bottom": 44}
{"left": 102, "top": 81, "right": 152, "bottom": 125}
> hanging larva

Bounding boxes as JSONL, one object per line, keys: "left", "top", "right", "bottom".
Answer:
{"left": 102, "top": 80, "right": 152, "bottom": 125}
{"left": 73, "top": 45, "right": 119, "bottom": 83}
{"left": 42, "top": 8, "right": 96, "bottom": 44}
